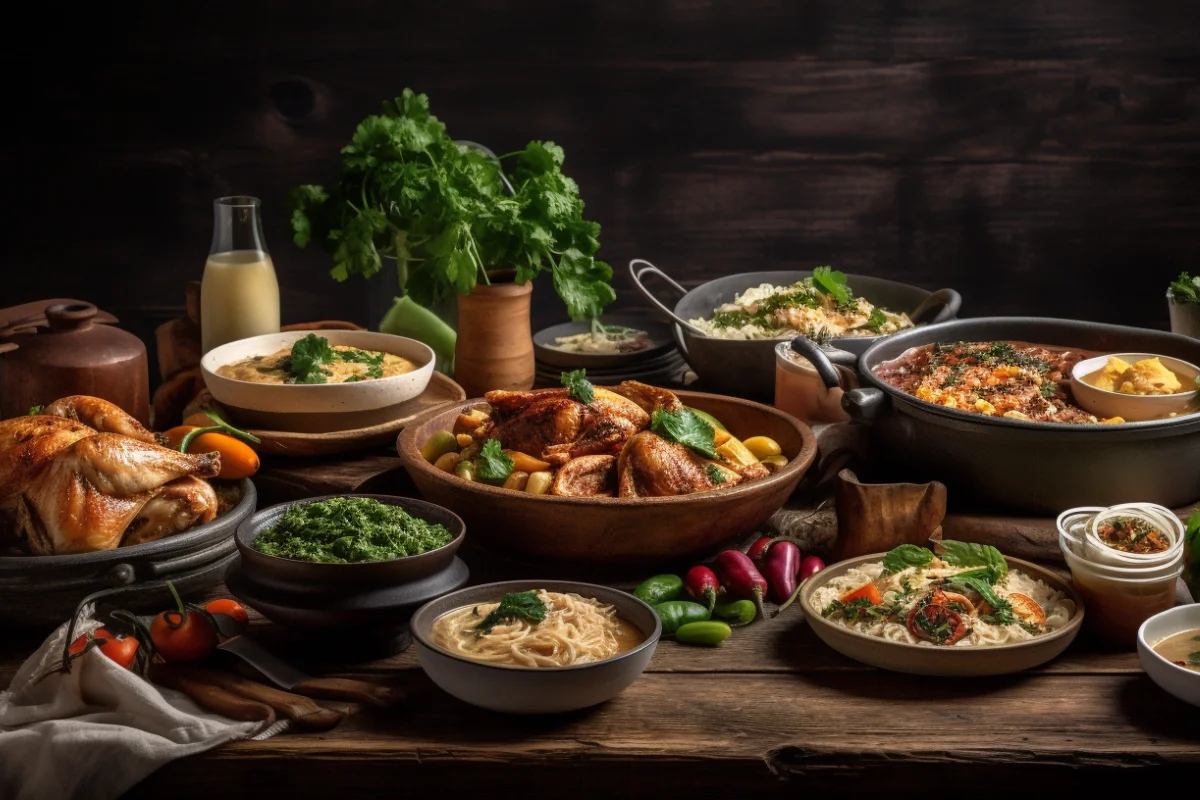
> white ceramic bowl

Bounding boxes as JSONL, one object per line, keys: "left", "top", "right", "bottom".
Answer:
{"left": 200, "top": 330, "right": 435, "bottom": 415}
{"left": 1070, "top": 352, "right": 1200, "bottom": 422}
{"left": 1137, "top": 604, "right": 1200, "bottom": 707}
{"left": 410, "top": 580, "right": 662, "bottom": 714}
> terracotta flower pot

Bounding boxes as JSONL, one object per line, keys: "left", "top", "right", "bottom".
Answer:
{"left": 454, "top": 279, "right": 534, "bottom": 397}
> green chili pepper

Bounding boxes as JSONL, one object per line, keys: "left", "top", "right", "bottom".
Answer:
{"left": 675, "top": 620, "right": 732, "bottom": 646}
{"left": 712, "top": 599, "right": 756, "bottom": 627}
{"left": 634, "top": 574, "right": 684, "bottom": 606}
{"left": 654, "top": 600, "right": 710, "bottom": 635}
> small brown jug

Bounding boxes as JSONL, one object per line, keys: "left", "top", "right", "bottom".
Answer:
{"left": 0, "top": 302, "right": 151, "bottom": 424}
{"left": 454, "top": 278, "right": 535, "bottom": 397}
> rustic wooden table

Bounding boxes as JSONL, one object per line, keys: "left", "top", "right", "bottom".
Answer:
{"left": 2, "top": 446, "right": 1196, "bottom": 796}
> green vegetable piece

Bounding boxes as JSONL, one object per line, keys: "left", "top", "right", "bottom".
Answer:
{"left": 1168, "top": 272, "right": 1199, "bottom": 304}
{"left": 561, "top": 368, "right": 595, "bottom": 404}
{"left": 1188, "top": 651, "right": 1200, "bottom": 666}
{"left": 947, "top": 574, "right": 1014, "bottom": 624}
{"left": 712, "top": 599, "right": 756, "bottom": 627}
{"left": 473, "top": 590, "right": 547, "bottom": 635}
{"left": 882, "top": 544, "right": 935, "bottom": 574}
{"left": 811, "top": 266, "right": 853, "bottom": 305}
{"left": 633, "top": 575, "right": 684, "bottom": 606}
{"left": 937, "top": 540, "right": 1008, "bottom": 582}
{"left": 251, "top": 497, "right": 454, "bottom": 564}
{"left": 685, "top": 407, "right": 727, "bottom": 431}
{"left": 455, "top": 459, "right": 476, "bottom": 482}
{"left": 28, "top": 405, "right": 43, "bottom": 415}
{"left": 476, "top": 439, "right": 514, "bottom": 484}
{"left": 675, "top": 620, "right": 732, "bottom": 646}
{"left": 379, "top": 295, "right": 456, "bottom": 373}
{"left": 651, "top": 408, "right": 719, "bottom": 460}
{"left": 857, "top": 307, "right": 888, "bottom": 333}
{"left": 705, "top": 464, "right": 727, "bottom": 485}
{"left": 654, "top": 601, "right": 711, "bottom": 635}
{"left": 286, "top": 333, "right": 335, "bottom": 384}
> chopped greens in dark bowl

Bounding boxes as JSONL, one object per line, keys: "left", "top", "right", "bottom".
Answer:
{"left": 235, "top": 494, "right": 465, "bottom": 591}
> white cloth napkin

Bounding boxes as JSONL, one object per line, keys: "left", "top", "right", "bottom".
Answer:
{"left": 0, "top": 619, "right": 280, "bottom": 800}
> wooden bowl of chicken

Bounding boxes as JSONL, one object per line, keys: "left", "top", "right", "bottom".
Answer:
{"left": 396, "top": 383, "right": 817, "bottom": 564}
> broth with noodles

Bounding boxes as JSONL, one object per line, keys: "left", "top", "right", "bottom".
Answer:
{"left": 430, "top": 590, "right": 644, "bottom": 668}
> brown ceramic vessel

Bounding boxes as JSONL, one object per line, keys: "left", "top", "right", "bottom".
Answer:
{"left": 454, "top": 278, "right": 535, "bottom": 397}
{"left": 397, "top": 390, "right": 818, "bottom": 564}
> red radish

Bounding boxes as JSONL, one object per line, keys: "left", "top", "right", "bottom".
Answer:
{"left": 712, "top": 550, "right": 769, "bottom": 621}
{"left": 746, "top": 536, "right": 773, "bottom": 562}
{"left": 800, "top": 555, "right": 826, "bottom": 581}
{"left": 683, "top": 566, "right": 720, "bottom": 612}
{"left": 761, "top": 540, "right": 802, "bottom": 605}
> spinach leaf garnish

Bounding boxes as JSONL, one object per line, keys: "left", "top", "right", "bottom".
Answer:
{"left": 473, "top": 591, "right": 548, "bottom": 634}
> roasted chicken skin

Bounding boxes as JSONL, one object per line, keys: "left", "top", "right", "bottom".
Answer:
{"left": 42, "top": 395, "right": 156, "bottom": 443}
{"left": 550, "top": 455, "right": 617, "bottom": 497}
{"left": 483, "top": 386, "right": 650, "bottom": 465}
{"left": 123, "top": 476, "right": 219, "bottom": 547}
{"left": 617, "top": 431, "right": 740, "bottom": 498}
{"left": 0, "top": 408, "right": 220, "bottom": 555}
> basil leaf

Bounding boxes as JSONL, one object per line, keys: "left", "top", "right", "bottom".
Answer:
{"left": 811, "top": 266, "right": 853, "bottom": 305}
{"left": 937, "top": 540, "right": 1009, "bottom": 582}
{"left": 651, "top": 409, "right": 720, "bottom": 460}
{"left": 882, "top": 544, "right": 934, "bottom": 574}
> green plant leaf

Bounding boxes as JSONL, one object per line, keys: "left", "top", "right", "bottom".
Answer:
{"left": 561, "top": 369, "right": 595, "bottom": 404}
{"left": 811, "top": 266, "right": 853, "bottom": 305}
{"left": 476, "top": 439, "right": 514, "bottom": 484}
{"left": 651, "top": 409, "right": 720, "bottom": 460}
{"left": 883, "top": 544, "right": 934, "bottom": 574}
{"left": 937, "top": 540, "right": 1009, "bottom": 582}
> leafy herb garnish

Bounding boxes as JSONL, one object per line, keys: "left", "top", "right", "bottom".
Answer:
{"left": 289, "top": 89, "right": 614, "bottom": 321}
{"left": 473, "top": 591, "right": 547, "bottom": 634}
{"left": 651, "top": 408, "right": 720, "bottom": 459}
{"left": 937, "top": 541, "right": 1009, "bottom": 582}
{"left": 1169, "top": 272, "right": 1199, "bottom": 304}
{"left": 28, "top": 405, "right": 43, "bottom": 415}
{"left": 882, "top": 544, "right": 934, "bottom": 574}
{"left": 705, "top": 464, "right": 727, "bottom": 484}
{"left": 857, "top": 307, "right": 888, "bottom": 333}
{"left": 561, "top": 369, "right": 595, "bottom": 404}
{"left": 1188, "top": 651, "right": 1200, "bottom": 666}
{"left": 476, "top": 439, "right": 514, "bottom": 484}
{"left": 811, "top": 266, "right": 853, "bottom": 305}
{"left": 947, "top": 575, "right": 1013, "bottom": 624}
{"left": 287, "top": 334, "right": 336, "bottom": 384}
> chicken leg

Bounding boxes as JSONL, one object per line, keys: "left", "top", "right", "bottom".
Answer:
{"left": 123, "top": 476, "right": 219, "bottom": 546}
{"left": 42, "top": 395, "right": 156, "bottom": 443}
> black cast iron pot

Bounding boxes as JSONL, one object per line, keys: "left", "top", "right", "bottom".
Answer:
{"left": 630, "top": 259, "right": 961, "bottom": 399}
{"left": 0, "top": 479, "right": 257, "bottom": 628}
{"left": 791, "top": 318, "right": 1200, "bottom": 514}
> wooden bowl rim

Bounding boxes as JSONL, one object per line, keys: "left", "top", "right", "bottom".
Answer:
{"left": 396, "top": 389, "right": 818, "bottom": 508}
{"left": 801, "top": 552, "right": 1086, "bottom": 655}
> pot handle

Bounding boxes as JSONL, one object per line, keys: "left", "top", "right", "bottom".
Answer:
{"left": 787, "top": 336, "right": 859, "bottom": 390}
{"left": 145, "top": 539, "right": 237, "bottom": 578}
{"left": 628, "top": 259, "right": 708, "bottom": 335}
{"left": 910, "top": 288, "right": 962, "bottom": 326}
{"left": 842, "top": 387, "right": 888, "bottom": 422}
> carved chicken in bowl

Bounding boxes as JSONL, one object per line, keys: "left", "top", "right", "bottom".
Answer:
{"left": 435, "top": 377, "right": 775, "bottom": 498}
{"left": 0, "top": 396, "right": 222, "bottom": 554}
{"left": 399, "top": 374, "right": 817, "bottom": 564}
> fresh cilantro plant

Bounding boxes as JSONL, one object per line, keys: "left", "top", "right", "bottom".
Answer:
{"left": 476, "top": 439, "right": 515, "bottom": 484}
{"left": 561, "top": 369, "right": 595, "bottom": 404}
{"left": 289, "top": 89, "right": 614, "bottom": 321}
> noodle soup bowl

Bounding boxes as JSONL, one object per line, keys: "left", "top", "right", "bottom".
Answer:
{"left": 800, "top": 553, "right": 1085, "bottom": 676}
{"left": 411, "top": 580, "right": 662, "bottom": 714}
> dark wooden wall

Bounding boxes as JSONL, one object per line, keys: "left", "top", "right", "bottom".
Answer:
{"left": 5, "top": 1, "right": 1199, "bottom": 361}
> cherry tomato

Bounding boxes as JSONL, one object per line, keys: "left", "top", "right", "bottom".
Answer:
{"left": 150, "top": 610, "right": 217, "bottom": 662}
{"left": 204, "top": 598, "right": 249, "bottom": 626}
{"left": 68, "top": 627, "right": 140, "bottom": 669}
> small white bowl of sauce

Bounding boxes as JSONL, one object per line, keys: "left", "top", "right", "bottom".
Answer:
{"left": 1138, "top": 604, "right": 1200, "bottom": 707}
{"left": 1070, "top": 352, "right": 1199, "bottom": 422}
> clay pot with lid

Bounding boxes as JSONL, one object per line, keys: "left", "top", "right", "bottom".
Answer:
{"left": 0, "top": 302, "right": 150, "bottom": 424}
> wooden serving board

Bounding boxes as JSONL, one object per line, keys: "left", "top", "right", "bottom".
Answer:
{"left": 240, "top": 373, "right": 465, "bottom": 458}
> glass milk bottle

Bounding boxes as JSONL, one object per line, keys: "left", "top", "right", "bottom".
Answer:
{"left": 201, "top": 196, "right": 281, "bottom": 354}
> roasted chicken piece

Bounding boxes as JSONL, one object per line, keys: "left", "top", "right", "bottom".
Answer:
{"left": 482, "top": 387, "right": 650, "bottom": 465}
{"left": 0, "top": 405, "right": 220, "bottom": 555}
{"left": 608, "top": 381, "right": 684, "bottom": 414}
{"left": 550, "top": 455, "right": 617, "bottom": 497}
{"left": 123, "top": 476, "right": 219, "bottom": 546}
{"left": 42, "top": 395, "right": 157, "bottom": 443}
{"left": 616, "top": 431, "right": 741, "bottom": 498}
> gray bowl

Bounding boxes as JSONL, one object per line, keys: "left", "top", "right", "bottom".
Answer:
{"left": 410, "top": 580, "right": 662, "bottom": 714}
{"left": 631, "top": 260, "right": 961, "bottom": 399}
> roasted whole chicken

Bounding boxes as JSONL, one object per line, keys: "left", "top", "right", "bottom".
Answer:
{"left": 0, "top": 396, "right": 220, "bottom": 555}
{"left": 472, "top": 381, "right": 770, "bottom": 499}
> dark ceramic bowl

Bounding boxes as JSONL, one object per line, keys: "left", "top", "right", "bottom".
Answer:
{"left": 234, "top": 494, "right": 466, "bottom": 593}
{"left": 411, "top": 580, "right": 662, "bottom": 713}
{"left": 0, "top": 479, "right": 256, "bottom": 627}
{"left": 630, "top": 259, "right": 961, "bottom": 399}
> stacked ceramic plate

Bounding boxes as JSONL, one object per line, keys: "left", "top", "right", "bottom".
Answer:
{"left": 1057, "top": 503, "right": 1186, "bottom": 646}
{"left": 533, "top": 313, "right": 689, "bottom": 387}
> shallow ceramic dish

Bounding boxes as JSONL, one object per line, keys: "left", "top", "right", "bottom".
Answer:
{"left": 533, "top": 313, "right": 677, "bottom": 370}
{"left": 200, "top": 330, "right": 435, "bottom": 416}
{"left": 397, "top": 390, "right": 818, "bottom": 564}
{"left": 1083, "top": 503, "right": 1185, "bottom": 568}
{"left": 1070, "top": 353, "right": 1200, "bottom": 422}
{"left": 410, "top": 580, "right": 661, "bottom": 714}
{"left": 1137, "top": 604, "right": 1200, "bottom": 707}
{"left": 800, "top": 552, "right": 1085, "bottom": 676}
{"left": 235, "top": 494, "right": 465, "bottom": 593}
